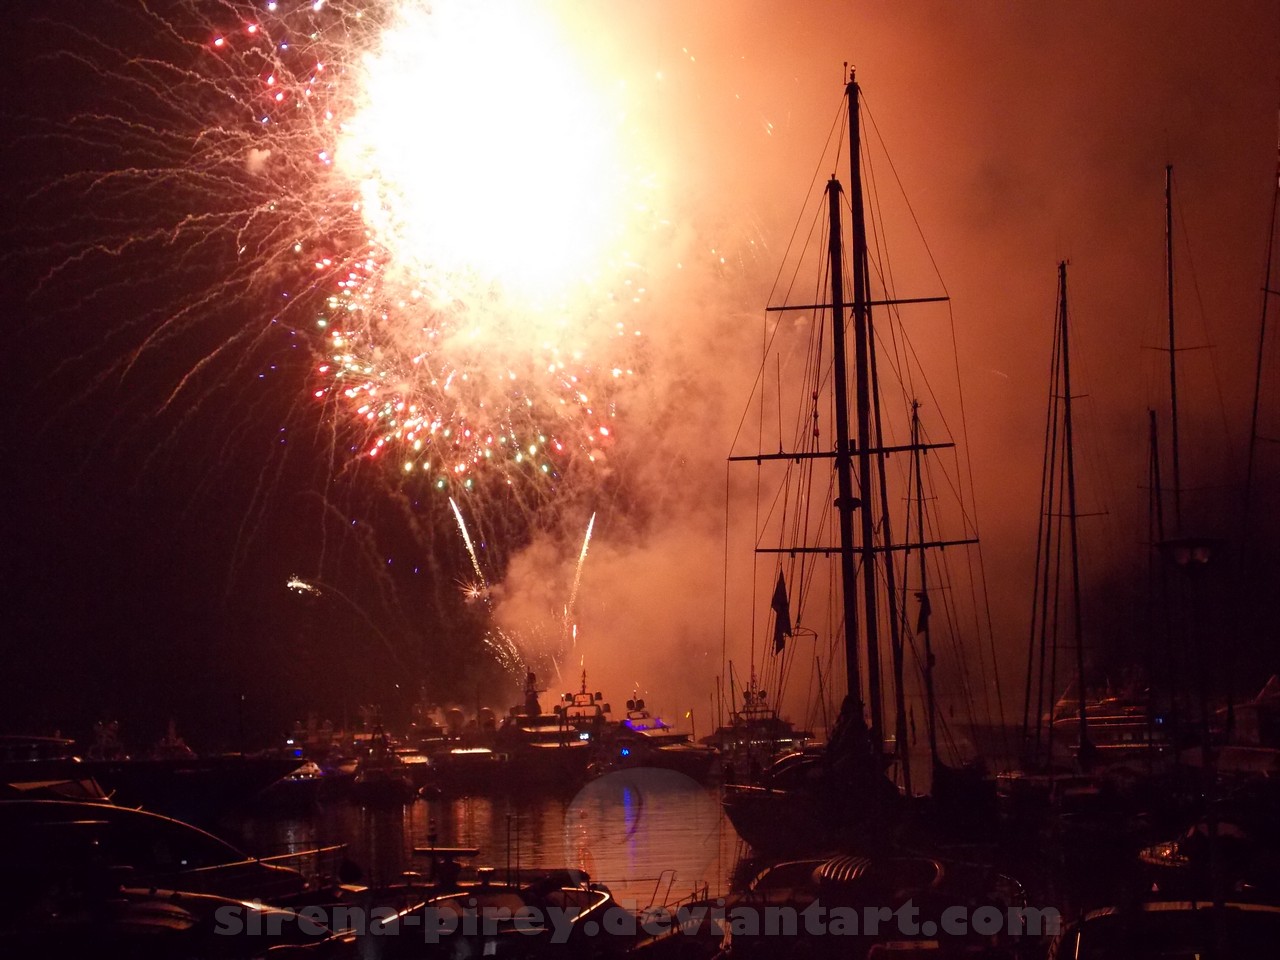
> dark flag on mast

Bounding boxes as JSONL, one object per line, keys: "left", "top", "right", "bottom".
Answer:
{"left": 915, "top": 589, "right": 932, "bottom": 633}
{"left": 771, "top": 573, "right": 792, "bottom": 652}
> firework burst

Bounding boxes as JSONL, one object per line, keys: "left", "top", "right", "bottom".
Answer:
{"left": 11, "top": 0, "right": 688, "bottom": 689}
{"left": 218, "top": 0, "right": 651, "bottom": 494}
{"left": 26, "top": 0, "right": 655, "bottom": 505}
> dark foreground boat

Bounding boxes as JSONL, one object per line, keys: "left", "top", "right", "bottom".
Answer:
{"left": 0, "top": 734, "right": 112, "bottom": 802}
{"left": 715, "top": 852, "right": 1031, "bottom": 960}
{"left": 356, "top": 846, "right": 625, "bottom": 958}
{"left": 0, "top": 798, "right": 313, "bottom": 902}
{"left": 0, "top": 733, "right": 299, "bottom": 821}
{"left": 1, "top": 883, "right": 354, "bottom": 959}
{"left": 81, "top": 753, "right": 303, "bottom": 821}
{"left": 1047, "top": 900, "right": 1280, "bottom": 960}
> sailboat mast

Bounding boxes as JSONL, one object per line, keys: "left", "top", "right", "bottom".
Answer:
{"left": 1147, "top": 408, "right": 1176, "bottom": 763}
{"left": 1058, "top": 261, "right": 1091, "bottom": 766}
{"left": 911, "top": 401, "right": 940, "bottom": 769}
{"left": 1245, "top": 130, "right": 1280, "bottom": 537}
{"left": 1166, "top": 165, "right": 1183, "bottom": 530}
{"left": 826, "top": 176, "right": 867, "bottom": 733}
{"left": 846, "top": 73, "right": 885, "bottom": 752}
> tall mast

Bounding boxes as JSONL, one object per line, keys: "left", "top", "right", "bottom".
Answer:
{"left": 1166, "top": 165, "right": 1183, "bottom": 530}
{"left": 1058, "top": 261, "right": 1092, "bottom": 768}
{"left": 911, "top": 401, "right": 940, "bottom": 770}
{"left": 1147, "top": 409, "right": 1176, "bottom": 763}
{"left": 846, "top": 72, "right": 885, "bottom": 753}
{"left": 734, "top": 71, "right": 962, "bottom": 774}
{"left": 826, "top": 176, "right": 867, "bottom": 747}
{"left": 1245, "top": 127, "right": 1280, "bottom": 539}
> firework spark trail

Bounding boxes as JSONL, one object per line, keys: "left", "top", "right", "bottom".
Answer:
{"left": 286, "top": 575, "right": 322, "bottom": 597}
{"left": 449, "top": 496, "right": 487, "bottom": 589}
{"left": 284, "top": 575, "right": 408, "bottom": 667}
{"left": 480, "top": 625, "right": 526, "bottom": 678}
{"left": 566, "top": 510, "right": 596, "bottom": 629}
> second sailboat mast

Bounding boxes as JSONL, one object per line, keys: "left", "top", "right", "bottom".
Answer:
{"left": 846, "top": 74, "right": 885, "bottom": 752}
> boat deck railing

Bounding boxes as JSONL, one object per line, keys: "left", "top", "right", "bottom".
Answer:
{"left": 257, "top": 842, "right": 349, "bottom": 882}
{"left": 154, "top": 842, "right": 348, "bottom": 901}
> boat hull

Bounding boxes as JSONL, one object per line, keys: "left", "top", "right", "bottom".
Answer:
{"left": 3, "top": 755, "right": 300, "bottom": 823}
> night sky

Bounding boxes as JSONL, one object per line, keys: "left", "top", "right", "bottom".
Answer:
{"left": 2, "top": 1, "right": 1279, "bottom": 754}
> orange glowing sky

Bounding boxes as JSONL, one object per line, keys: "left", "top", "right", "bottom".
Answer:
{"left": 2, "top": 0, "right": 1278, "bottom": 739}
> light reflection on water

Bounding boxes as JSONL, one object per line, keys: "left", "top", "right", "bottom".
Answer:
{"left": 225, "top": 769, "right": 743, "bottom": 907}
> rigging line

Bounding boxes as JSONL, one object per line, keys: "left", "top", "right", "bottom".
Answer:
{"left": 732, "top": 113, "right": 835, "bottom": 461}
{"left": 862, "top": 97, "right": 1008, "bottom": 724}
{"left": 860, "top": 97, "right": 949, "bottom": 297}
{"left": 1026, "top": 287, "right": 1063, "bottom": 753}
{"left": 944, "top": 298, "right": 1009, "bottom": 728}
{"left": 930, "top": 518, "right": 979, "bottom": 732}
{"left": 749, "top": 302, "right": 771, "bottom": 679}
{"left": 721, "top": 463, "right": 732, "bottom": 727}
{"left": 860, "top": 103, "right": 922, "bottom": 416}
{"left": 906, "top": 353, "right": 1003, "bottom": 727}
{"left": 803, "top": 640, "right": 818, "bottom": 738}
{"left": 1173, "top": 182, "right": 1242, "bottom": 476}
{"left": 727, "top": 196, "right": 826, "bottom": 457}
{"left": 855, "top": 106, "right": 1003, "bottom": 737}
{"left": 775, "top": 354, "right": 783, "bottom": 449}
{"left": 737, "top": 205, "right": 832, "bottom": 678}
{"left": 841, "top": 289, "right": 970, "bottom": 528}
{"left": 922, "top": 473, "right": 984, "bottom": 732}
{"left": 773, "top": 94, "right": 846, "bottom": 310}
{"left": 862, "top": 105, "right": 901, "bottom": 311}
{"left": 842, "top": 150, "right": 921, "bottom": 438}
{"left": 865, "top": 254, "right": 912, "bottom": 786}
{"left": 792, "top": 219, "right": 840, "bottom": 655}
{"left": 1245, "top": 123, "right": 1280, "bottom": 540}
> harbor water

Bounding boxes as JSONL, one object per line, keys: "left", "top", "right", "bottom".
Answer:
{"left": 222, "top": 768, "right": 743, "bottom": 910}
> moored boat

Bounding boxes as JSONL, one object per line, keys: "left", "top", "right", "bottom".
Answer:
{"left": 1047, "top": 900, "right": 1280, "bottom": 959}
{"left": 701, "top": 677, "right": 811, "bottom": 783}
{"left": 362, "top": 847, "right": 622, "bottom": 958}
{"left": 0, "top": 798, "right": 312, "bottom": 902}
{"left": 594, "top": 695, "right": 718, "bottom": 781}
{"left": 0, "top": 734, "right": 112, "bottom": 803}
{"left": 350, "top": 725, "right": 416, "bottom": 805}
{"left": 425, "top": 672, "right": 609, "bottom": 793}
{"left": 721, "top": 68, "right": 992, "bottom": 855}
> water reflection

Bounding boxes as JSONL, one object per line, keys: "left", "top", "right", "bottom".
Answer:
{"left": 567, "top": 769, "right": 725, "bottom": 904}
{"left": 224, "top": 770, "right": 741, "bottom": 908}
